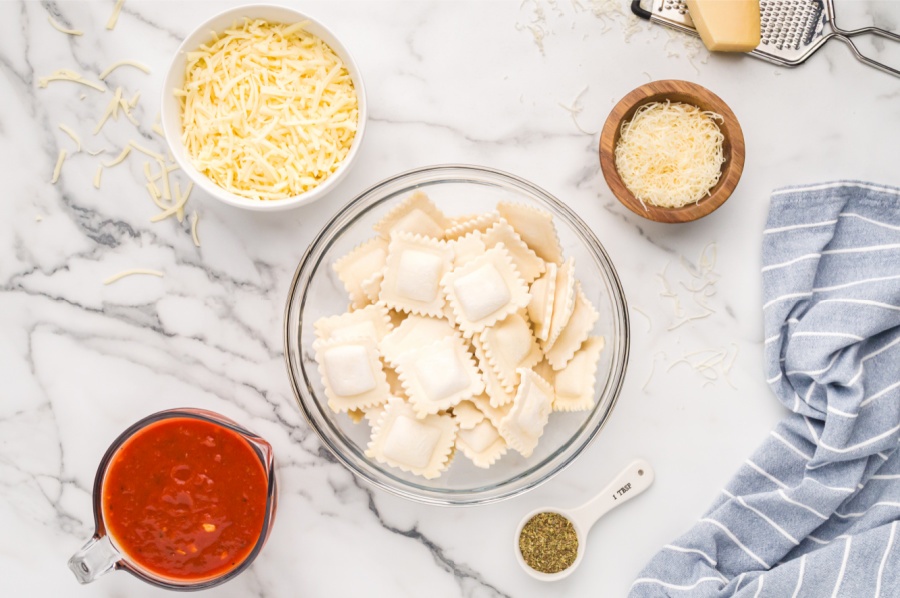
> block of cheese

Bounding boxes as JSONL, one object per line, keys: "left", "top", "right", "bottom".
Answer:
{"left": 685, "top": 0, "right": 761, "bottom": 52}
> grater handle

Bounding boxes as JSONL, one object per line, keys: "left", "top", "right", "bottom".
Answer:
{"left": 631, "top": 0, "right": 652, "bottom": 21}
{"left": 826, "top": 0, "right": 900, "bottom": 43}
{"left": 832, "top": 34, "right": 900, "bottom": 78}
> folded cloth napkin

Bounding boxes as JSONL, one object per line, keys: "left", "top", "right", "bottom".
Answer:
{"left": 629, "top": 181, "right": 900, "bottom": 597}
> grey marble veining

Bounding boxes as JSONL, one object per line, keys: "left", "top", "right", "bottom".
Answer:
{"left": 2, "top": 1, "right": 899, "bottom": 597}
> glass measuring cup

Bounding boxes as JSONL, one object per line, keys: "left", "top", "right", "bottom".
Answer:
{"left": 68, "top": 408, "right": 278, "bottom": 590}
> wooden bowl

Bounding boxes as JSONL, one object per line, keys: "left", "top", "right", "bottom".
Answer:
{"left": 599, "top": 80, "right": 745, "bottom": 223}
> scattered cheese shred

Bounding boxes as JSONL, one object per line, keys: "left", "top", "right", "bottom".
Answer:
{"left": 178, "top": 19, "right": 358, "bottom": 201}
{"left": 58, "top": 123, "right": 82, "bottom": 151}
{"left": 47, "top": 15, "right": 83, "bottom": 36}
{"left": 93, "top": 165, "right": 103, "bottom": 189}
{"left": 106, "top": 0, "right": 125, "bottom": 30}
{"left": 51, "top": 149, "right": 67, "bottom": 183}
{"left": 190, "top": 210, "right": 201, "bottom": 247}
{"left": 98, "top": 59, "right": 151, "bottom": 80}
{"left": 615, "top": 101, "right": 725, "bottom": 209}
{"left": 38, "top": 69, "right": 105, "bottom": 92}
{"left": 151, "top": 181, "right": 192, "bottom": 223}
{"left": 630, "top": 305, "right": 652, "bottom": 333}
{"left": 157, "top": 159, "right": 171, "bottom": 200}
{"left": 102, "top": 146, "right": 131, "bottom": 167}
{"left": 94, "top": 87, "right": 123, "bottom": 134}
{"left": 152, "top": 122, "right": 165, "bottom": 137}
{"left": 129, "top": 141, "right": 164, "bottom": 162}
{"left": 103, "top": 268, "right": 163, "bottom": 285}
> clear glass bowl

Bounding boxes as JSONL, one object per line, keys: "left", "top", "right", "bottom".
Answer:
{"left": 283, "top": 165, "right": 630, "bottom": 505}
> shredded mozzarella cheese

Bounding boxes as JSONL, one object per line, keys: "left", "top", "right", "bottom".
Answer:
{"left": 106, "top": 0, "right": 125, "bottom": 30}
{"left": 103, "top": 268, "right": 163, "bottom": 285}
{"left": 615, "top": 101, "right": 725, "bottom": 209}
{"left": 38, "top": 69, "right": 105, "bottom": 92}
{"left": 190, "top": 210, "right": 201, "bottom": 247}
{"left": 47, "top": 15, "right": 83, "bottom": 36}
{"left": 99, "top": 59, "right": 150, "bottom": 80}
{"left": 178, "top": 19, "right": 358, "bottom": 201}
{"left": 51, "top": 149, "right": 67, "bottom": 183}
{"left": 58, "top": 124, "right": 82, "bottom": 151}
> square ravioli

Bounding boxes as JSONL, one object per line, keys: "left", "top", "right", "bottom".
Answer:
{"left": 316, "top": 337, "right": 392, "bottom": 413}
{"left": 379, "top": 314, "right": 458, "bottom": 366}
{"left": 479, "top": 312, "right": 542, "bottom": 391}
{"left": 456, "top": 420, "right": 507, "bottom": 469}
{"left": 527, "top": 262, "right": 557, "bottom": 342}
{"left": 497, "top": 202, "right": 563, "bottom": 264}
{"left": 367, "top": 398, "right": 458, "bottom": 479}
{"left": 444, "top": 211, "right": 500, "bottom": 240}
{"left": 380, "top": 232, "right": 454, "bottom": 317}
{"left": 554, "top": 336, "right": 605, "bottom": 411}
{"left": 482, "top": 219, "right": 546, "bottom": 283}
{"left": 396, "top": 336, "right": 485, "bottom": 417}
{"left": 542, "top": 258, "right": 576, "bottom": 352}
{"left": 333, "top": 237, "right": 389, "bottom": 309}
{"left": 442, "top": 244, "right": 530, "bottom": 337}
{"left": 472, "top": 336, "right": 516, "bottom": 408}
{"left": 498, "top": 368, "right": 553, "bottom": 457}
{"left": 545, "top": 283, "right": 599, "bottom": 370}
{"left": 314, "top": 303, "right": 393, "bottom": 345}
{"left": 373, "top": 190, "right": 450, "bottom": 240}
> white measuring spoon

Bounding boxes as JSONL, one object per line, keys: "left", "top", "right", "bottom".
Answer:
{"left": 514, "top": 459, "right": 655, "bottom": 581}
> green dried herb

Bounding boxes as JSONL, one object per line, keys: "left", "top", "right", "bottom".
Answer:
{"left": 518, "top": 512, "right": 578, "bottom": 574}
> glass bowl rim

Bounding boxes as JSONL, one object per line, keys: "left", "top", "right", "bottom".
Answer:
{"left": 283, "top": 164, "right": 630, "bottom": 506}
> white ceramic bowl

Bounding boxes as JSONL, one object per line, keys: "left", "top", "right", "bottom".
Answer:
{"left": 161, "top": 4, "right": 367, "bottom": 211}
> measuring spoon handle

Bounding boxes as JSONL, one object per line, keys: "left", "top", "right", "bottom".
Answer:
{"left": 571, "top": 459, "right": 655, "bottom": 531}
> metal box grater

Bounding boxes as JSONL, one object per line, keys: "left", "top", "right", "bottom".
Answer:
{"left": 631, "top": 0, "right": 900, "bottom": 77}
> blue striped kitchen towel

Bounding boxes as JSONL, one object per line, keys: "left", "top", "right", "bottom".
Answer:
{"left": 629, "top": 181, "right": 900, "bottom": 597}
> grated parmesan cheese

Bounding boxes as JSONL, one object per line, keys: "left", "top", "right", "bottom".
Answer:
{"left": 615, "top": 101, "right": 725, "bottom": 209}
{"left": 177, "top": 19, "right": 358, "bottom": 201}
{"left": 93, "top": 165, "right": 103, "bottom": 189}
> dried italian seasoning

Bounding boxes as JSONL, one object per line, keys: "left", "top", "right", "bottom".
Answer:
{"left": 518, "top": 512, "right": 578, "bottom": 574}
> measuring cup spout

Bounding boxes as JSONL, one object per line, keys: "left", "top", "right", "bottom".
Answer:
{"left": 68, "top": 535, "right": 121, "bottom": 584}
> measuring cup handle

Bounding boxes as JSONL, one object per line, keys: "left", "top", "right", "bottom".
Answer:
{"left": 67, "top": 535, "right": 121, "bottom": 584}
{"left": 571, "top": 459, "right": 655, "bottom": 529}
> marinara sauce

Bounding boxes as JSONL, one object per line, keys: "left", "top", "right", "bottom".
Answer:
{"left": 102, "top": 417, "right": 269, "bottom": 581}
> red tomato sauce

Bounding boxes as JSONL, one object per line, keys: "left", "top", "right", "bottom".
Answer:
{"left": 102, "top": 417, "right": 268, "bottom": 581}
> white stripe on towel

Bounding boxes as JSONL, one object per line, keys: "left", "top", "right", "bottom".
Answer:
{"left": 662, "top": 544, "right": 717, "bottom": 566}
{"left": 631, "top": 577, "right": 724, "bottom": 591}
{"left": 791, "top": 554, "right": 806, "bottom": 598}
{"left": 699, "top": 518, "right": 769, "bottom": 568}
{"left": 763, "top": 219, "right": 838, "bottom": 234}
{"left": 724, "top": 489, "right": 799, "bottom": 545}
{"left": 771, "top": 431, "right": 813, "bottom": 460}
{"left": 746, "top": 459, "right": 789, "bottom": 489}
{"left": 762, "top": 253, "right": 821, "bottom": 273}
{"left": 778, "top": 490, "right": 828, "bottom": 520}
{"left": 875, "top": 521, "right": 897, "bottom": 598}
{"left": 818, "top": 422, "right": 900, "bottom": 454}
{"left": 771, "top": 181, "right": 900, "bottom": 197}
{"left": 830, "top": 536, "right": 852, "bottom": 598}
{"left": 841, "top": 212, "right": 900, "bottom": 232}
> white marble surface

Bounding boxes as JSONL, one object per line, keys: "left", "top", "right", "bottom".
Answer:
{"left": 3, "top": 0, "right": 899, "bottom": 596}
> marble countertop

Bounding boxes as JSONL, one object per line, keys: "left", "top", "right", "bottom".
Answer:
{"left": 3, "top": 1, "right": 899, "bottom": 596}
